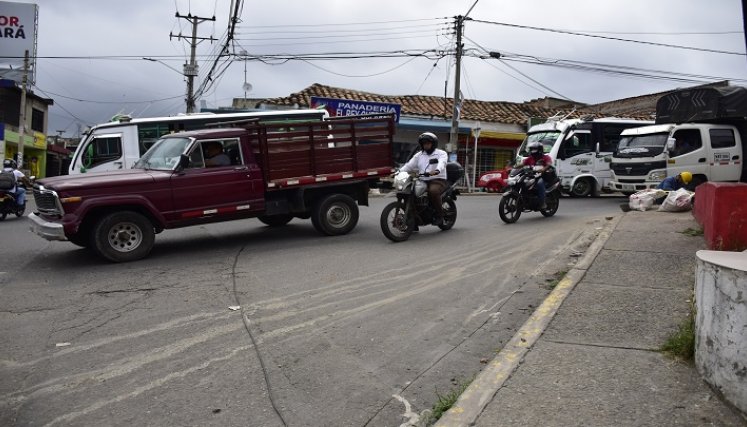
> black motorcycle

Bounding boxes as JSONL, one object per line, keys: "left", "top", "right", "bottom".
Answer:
{"left": 380, "top": 162, "right": 464, "bottom": 242}
{"left": 498, "top": 166, "right": 560, "bottom": 223}
{"left": 0, "top": 190, "right": 25, "bottom": 220}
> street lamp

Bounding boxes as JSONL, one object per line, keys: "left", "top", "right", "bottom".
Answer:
{"left": 142, "top": 57, "right": 185, "bottom": 77}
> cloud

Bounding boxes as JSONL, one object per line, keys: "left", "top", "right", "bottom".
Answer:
{"left": 10, "top": 0, "right": 746, "bottom": 136}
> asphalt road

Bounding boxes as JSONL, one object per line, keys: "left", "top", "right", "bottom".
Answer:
{"left": 0, "top": 194, "right": 626, "bottom": 426}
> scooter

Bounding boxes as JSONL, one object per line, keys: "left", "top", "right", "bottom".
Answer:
{"left": 0, "top": 190, "right": 25, "bottom": 220}
{"left": 380, "top": 162, "right": 464, "bottom": 242}
{"left": 498, "top": 166, "right": 560, "bottom": 223}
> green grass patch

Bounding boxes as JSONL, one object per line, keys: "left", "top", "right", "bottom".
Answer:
{"left": 424, "top": 379, "right": 472, "bottom": 425}
{"left": 545, "top": 269, "right": 569, "bottom": 289}
{"left": 660, "top": 311, "right": 695, "bottom": 362}
{"left": 680, "top": 227, "right": 704, "bottom": 237}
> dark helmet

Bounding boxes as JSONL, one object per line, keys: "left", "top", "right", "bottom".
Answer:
{"left": 528, "top": 141, "right": 544, "bottom": 159}
{"left": 3, "top": 159, "right": 16, "bottom": 169}
{"left": 418, "top": 132, "right": 438, "bottom": 154}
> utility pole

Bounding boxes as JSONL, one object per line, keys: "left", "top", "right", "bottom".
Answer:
{"left": 448, "top": 15, "right": 464, "bottom": 152}
{"left": 171, "top": 12, "right": 216, "bottom": 113}
{"left": 17, "top": 50, "right": 30, "bottom": 169}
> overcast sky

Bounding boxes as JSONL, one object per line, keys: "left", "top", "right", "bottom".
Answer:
{"left": 6, "top": 0, "right": 747, "bottom": 136}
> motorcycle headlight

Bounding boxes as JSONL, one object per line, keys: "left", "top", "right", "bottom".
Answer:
{"left": 507, "top": 176, "right": 518, "bottom": 186}
{"left": 647, "top": 170, "right": 667, "bottom": 182}
{"left": 393, "top": 171, "right": 410, "bottom": 190}
{"left": 480, "top": 173, "right": 501, "bottom": 182}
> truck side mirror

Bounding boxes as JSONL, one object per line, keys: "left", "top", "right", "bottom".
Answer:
{"left": 595, "top": 142, "right": 600, "bottom": 155}
{"left": 666, "top": 137, "right": 676, "bottom": 152}
{"left": 177, "top": 154, "right": 190, "bottom": 171}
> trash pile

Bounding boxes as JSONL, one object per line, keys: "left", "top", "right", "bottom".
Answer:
{"left": 626, "top": 188, "right": 695, "bottom": 212}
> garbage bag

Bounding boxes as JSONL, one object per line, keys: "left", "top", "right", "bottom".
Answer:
{"left": 629, "top": 189, "right": 663, "bottom": 211}
{"left": 658, "top": 188, "right": 694, "bottom": 212}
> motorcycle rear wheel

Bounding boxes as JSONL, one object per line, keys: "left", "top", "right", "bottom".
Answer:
{"left": 380, "top": 201, "right": 414, "bottom": 242}
{"left": 498, "top": 193, "right": 521, "bottom": 224}
{"left": 438, "top": 199, "right": 457, "bottom": 230}
{"left": 541, "top": 192, "right": 560, "bottom": 217}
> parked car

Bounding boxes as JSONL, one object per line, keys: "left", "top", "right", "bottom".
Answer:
{"left": 477, "top": 168, "right": 510, "bottom": 192}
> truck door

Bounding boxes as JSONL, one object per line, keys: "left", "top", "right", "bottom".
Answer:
{"left": 708, "top": 128, "right": 741, "bottom": 181}
{"left": 667, "top": 128, "right": 706, "bottom": 179}
{"left": 170, "top": 137, "right": 263, "bottom": 220}
{"left": 557, "top": 130, "right": 594, "bottom": 179}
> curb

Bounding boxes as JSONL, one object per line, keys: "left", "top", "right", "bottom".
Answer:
{"left": 434, "top": 214, "right": 624, "bottom": 427}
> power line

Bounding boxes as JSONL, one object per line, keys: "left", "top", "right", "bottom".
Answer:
{"left": 33, "top": 87, "right": 183, "bottom": 104}
{"left": 234, "top": 28, "right": 449, "bottom": 42}
{"left": 299, "top": 55, "right": 424, "bottom": 78}
{"left": 235, "top": 22, "right": 447, "bottom": 35}
{"left": 470, "top": 18, "right": 747, "bottom": 56}
{"left": 240, "top": 17, "right": 446, "bottom": 29}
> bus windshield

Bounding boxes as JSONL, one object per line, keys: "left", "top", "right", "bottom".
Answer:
{"left": 518, "top": 131, "right": 560, "bottom": 156}
{"left": 134, "top": 137, "right": 192, "bottom": 170}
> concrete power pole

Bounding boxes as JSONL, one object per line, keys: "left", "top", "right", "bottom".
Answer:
{"left": 448, "top": 15, "right": 464, "bottom": 152}
{"left": 17, "top": 50, "right": 30, "bottom": 169}
{"left": 171, "top": 12, "right": 216, "bottom": 113}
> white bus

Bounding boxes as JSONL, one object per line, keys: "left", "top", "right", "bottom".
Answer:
{"left": 69, "top": 109, "right": 329, "bottom": 174}
{"left": 516, "top": 116, "right": 653, "bottom": 197}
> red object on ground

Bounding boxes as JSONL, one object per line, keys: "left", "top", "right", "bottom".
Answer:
{"left": 693, "top": 182, "right": 747, "bottom": 250}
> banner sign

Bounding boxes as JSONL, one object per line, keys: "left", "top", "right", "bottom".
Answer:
{"left": 310, "top": 96, "right": 401, "bottom": 122}
{"left": 0, "top": 1, "right": 38, "bottom": 84}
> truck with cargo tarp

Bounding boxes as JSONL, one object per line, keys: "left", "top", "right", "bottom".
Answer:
{"left": 609, "top": 86, "right": 747, "bottom": 193}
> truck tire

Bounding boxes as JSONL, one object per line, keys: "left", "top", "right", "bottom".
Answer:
{"left": 91, "top": 211, "right": 155, "bottom": 262}
{"left": 570, "top": 178, "right": 593, "bottom": 197}
{"left": 258, "top": 214, "right": 293, "bottom": 227}
{"left": 311, "top": 194, "right": 359, "bottom": 236}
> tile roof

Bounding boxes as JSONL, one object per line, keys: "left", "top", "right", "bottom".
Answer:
{"left": 260, "top": 83, "right": 575, "bottom": 125}
{"left": 257, "top": 81, "right": 733, "bottom": 126}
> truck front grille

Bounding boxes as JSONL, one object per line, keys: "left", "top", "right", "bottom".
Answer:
{"left": 33, "top": 188, "right": 61, "bottom": 215}
{"left": 611, "top": 160, "right": 666, "bottom": 177}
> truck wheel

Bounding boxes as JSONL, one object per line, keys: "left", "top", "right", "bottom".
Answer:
{"left": 570, "top": 178, "right": 593, "bottom": 197}
{"left": 258, "top": 214, "right": 293, "bottom": 227}
{"left": 311, "top": 194, "right": 359, "bottom": 236}
{"left": 91, "top": 211, "right": 155, "bottom": 262}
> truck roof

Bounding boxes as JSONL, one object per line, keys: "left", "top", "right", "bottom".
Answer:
{"left": 528, "top": 117, "right": 652, "bottom": 133}
{"left": 619, "top": 124, "right": 675, "bottom": 135}
{"left": 656, "top": 86, "right": 747, "bottom": 124}
{"left": 163, "top": 127, "right": 247, "bottom": 139}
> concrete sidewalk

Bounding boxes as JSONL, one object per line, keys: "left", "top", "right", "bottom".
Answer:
{"left": 438, "top": 210, "right": 746, "bottom": 426}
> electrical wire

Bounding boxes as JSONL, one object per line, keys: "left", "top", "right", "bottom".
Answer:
{"left": 234, "top": 28, "right": 448, "bottom": 42}
{"left": 415, "top": 57, "right": 443, "bottom": 95}
{"left": 33, "top": 86, "right": 184, "bottom": 104}
{"left": 469, "top": 18, "right": 747, "bottom": 56}
{"left": 235, "top": 22, "right": 447, "bottom": 35}
{"left": 239, "top": 17, "right": 446, "bottom": 29}
{"left": 299, "top": 55, "right": 423, "bottom": 78}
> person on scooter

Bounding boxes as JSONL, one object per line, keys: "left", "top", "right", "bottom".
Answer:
{"left": 400, "top": 132, "right": 449, "bottom": 226}
{"left": 2, "top": 159, "right": 32, "bottom": 207}
{"left": 518, "top": 141, "right": 553, "bottom": 209}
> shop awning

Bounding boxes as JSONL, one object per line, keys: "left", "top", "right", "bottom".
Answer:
{"left": 467, "top": 130, "right": 526, "bottom": 148}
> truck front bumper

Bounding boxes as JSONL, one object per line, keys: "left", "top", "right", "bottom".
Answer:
{"left": 28, "top": 213, "right": 67, "bottom": 241}
{"left": 609, "top": 181, "right": 659, "bottom": 192}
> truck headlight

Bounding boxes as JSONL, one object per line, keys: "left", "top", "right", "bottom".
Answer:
{"left": 647, "top": 170, "right": 667, "bottom": 181}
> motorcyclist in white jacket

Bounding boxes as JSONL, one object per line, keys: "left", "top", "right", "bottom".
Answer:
{"left": 400, "top": 132, "right": 448, "bottom": 226}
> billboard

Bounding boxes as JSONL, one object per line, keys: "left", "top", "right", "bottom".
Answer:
{"left": 0, "top": 1, "right": 38, "bottom": 84}
{"left": 310, "top": 96, "right": 401, "bottom": 122}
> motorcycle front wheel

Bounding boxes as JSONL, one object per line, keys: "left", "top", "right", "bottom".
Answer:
{"left": 498, "top": 193, "right": 521, "bottom": 224}
{"left": 380, "top": 201, "right": 414, "bottom": 242}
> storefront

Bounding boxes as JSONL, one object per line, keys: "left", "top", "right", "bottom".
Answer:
{"left": 456, "top": 130, "right": 526, "bottom": 187}
{"left": 2, "top": 128, "right": 48, "bottom": 178}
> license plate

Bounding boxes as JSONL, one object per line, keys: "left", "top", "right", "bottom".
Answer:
{"left": 622, "top": 184, "right": 634, "bottom": 191}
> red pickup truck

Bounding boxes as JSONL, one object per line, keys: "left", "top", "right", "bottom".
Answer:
{"left": 29, "top": 115, "right": 394, "bottom": 262}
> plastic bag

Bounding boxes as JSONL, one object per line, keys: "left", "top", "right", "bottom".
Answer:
{"left": 658, "top": 188, "right": 694, "bottom": 212}
{"left": 629, "top": 189, "right": 663, "bottom": 212}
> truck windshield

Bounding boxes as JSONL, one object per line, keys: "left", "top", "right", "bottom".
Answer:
{"left": 134, "top": 137, "right": 192, "bottom": 170}
{"left": 615, "top": 133, "right": 669, "bottom": 157}
{"left": 518, "top": 131, "right": 559, "bottom": 156}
